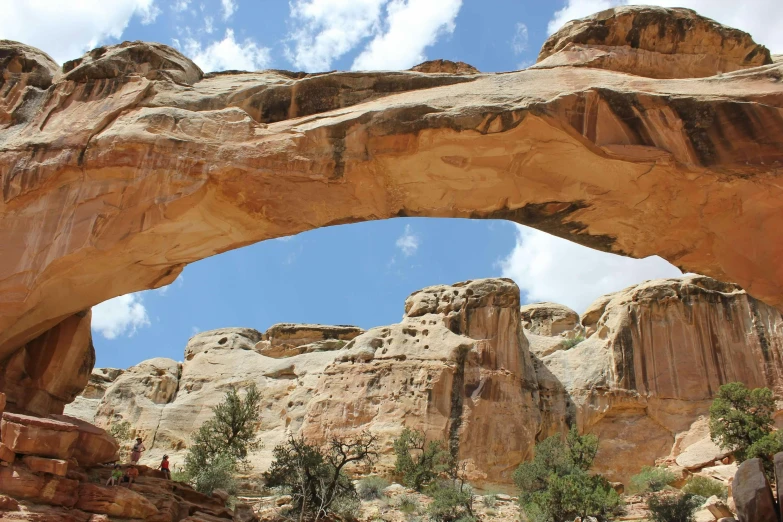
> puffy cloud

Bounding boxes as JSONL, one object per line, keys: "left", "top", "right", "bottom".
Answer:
{"left": 182, "top": 29, "right": 271, "bottom": 72}
{"left": 547, "top": 1, "right": 783, "bottom": 52}
{"left": 0, "top": 0, "right": 160, "bottom": 64}
{"left": 351, "top": 0, "right": 463, "bottom": 71}
{"left": 286, "top": 0, "right": 463, "bottom": 72}
{"left": 286, "top": 0, "right": 386, "bottom": 71}
{"left": 498, "top": 225, "right": 682, "bottom": 313}
{"left": 396, "top": 224, "right": 420, "bottom": 256}
{"left": 92, "top": 293, "right": 151, "bottom": 340}
{"left": 221, "top": 0, "right": 236, "bottom": 20}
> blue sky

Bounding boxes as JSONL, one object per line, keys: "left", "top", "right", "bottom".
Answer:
{"left": 3, "top": 0, "right": 781, "bottom": 369}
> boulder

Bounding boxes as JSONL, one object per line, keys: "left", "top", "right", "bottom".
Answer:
{"left": 233, "top": 503, "right": 259, "bottom": 522}
{"left": 1, "top": 413, "right": 78, "bottom": 459}
{"left": 0, "top": 465, "right": 78, "bottom": 507}
{"left": 704, "top": 496, "right": 734, "bottom": 519}
{"left": 520, "top": 302, "right": 580, "bottom": 336}
{"left": 21, "top": 455, "right": 68, "bottom": 476}
{"left": 255, "top": 324, "right": 363, "bottom": 358}
{"left": 0, "top": 494, "right": 19, "bottom": 511}
{"left": 732, "top": 458, "right": 777, "bottom": 522}
{"left": 49, "top": 415, "right": 118, "bottom": 465}
{"left": 0, "top": 443, "right": 15, "bottom": 462}
{"left": 75, "top": 483, "right": 159, "bottom": 519}
{"left": 776, "top": 452, "right": 783, "bottom": 521}
{"left": 676, "top": 437, "right": 730, "bottom": 470}
{"left": 410, "top": 59, "right": 479, "bottom": 74}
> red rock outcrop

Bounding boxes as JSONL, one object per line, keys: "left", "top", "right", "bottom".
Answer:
{"left": 1, "top": 6, "right": 783, "bottom": 403}
{"left": 1, "top": 413, "right": 79, "bottom": 459}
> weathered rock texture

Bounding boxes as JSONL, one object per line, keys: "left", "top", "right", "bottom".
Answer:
{"left": 2, "top": 5, "right": 783, "bottom": 409}
{"left": 536, "top": 6, "right": 772, "bottom": 78}
{"left": 66, "top": 275, "right": 783, "bottom": 485}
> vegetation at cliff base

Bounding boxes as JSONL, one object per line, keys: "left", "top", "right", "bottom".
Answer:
{"left": 513, "top": 427, "right": 622, "bottom": 522}
{"left": 709, "top": 382, "right": 783, "bottom": 472}
{"left": 263, "top": 431, "right": 377, "bottom": 521}
{"left": 182, "top": 383, "right": 262, "bottom": 494}
{"left": 646, "top": 492, "right": 701, "bottom": 522}
{"left": 393, "top": 427, "right": 452, "bottom": 491}
{"left": 629, "top": 466, "right": 677, "bottom": 494}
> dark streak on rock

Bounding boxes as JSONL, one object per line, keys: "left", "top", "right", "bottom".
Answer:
{"left": 472, "top": 200, "right": 622, "bottom": 255}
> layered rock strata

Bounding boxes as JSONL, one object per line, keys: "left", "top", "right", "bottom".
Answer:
{"left": 66, "top": 275, "right": 783, "bottom": 485}
{"left": 1, "top": 5, "right": 783, "bottom": 403}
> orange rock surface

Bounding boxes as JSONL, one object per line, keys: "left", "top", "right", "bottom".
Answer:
{"left": 1, "top": 6, "right": 783, "bottom": 406}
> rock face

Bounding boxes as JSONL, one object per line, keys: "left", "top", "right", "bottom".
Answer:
{"left": 536, "top": 275, "right": 783, "bottom": 481}
{"left": 302, "top": 278, "right": 541, "bottom": 482}
{"left": 65, "top": 275, "right": 783, "bottom": 486}
{"left": 537, "top": 6, "right": 772, "bottom": 78}
{"left": 1, "top": 6, "right": 783, "bottom": 398}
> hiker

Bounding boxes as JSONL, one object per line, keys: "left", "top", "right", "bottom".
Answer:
{"left": 106, "top": 464, "right": 123, "bottom": 486}
{"left": 123, "top": 465, "right": 139, "bottom": 487}
{"left": 159, "top": 454, "right": 171, "bottom": 479}
{"left": 130, "top": 437, "right": 146, "bottom": 464}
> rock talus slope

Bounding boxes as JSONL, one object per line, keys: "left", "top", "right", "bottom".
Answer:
{"left": 66, "top": 275, "right": 783, "bottom": 485}
{"left": 1, "top": 6, "right": 783, "bottom": 404}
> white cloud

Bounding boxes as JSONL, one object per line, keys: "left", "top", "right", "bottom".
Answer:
{"left": 221, "top": 0, "right": 236, "bottom": 20}
{"left": 172, "top": 0, "right": 191, "bottom": 13}
{"left": 204, "top": 16, "right": 214, "bottom": 34}
{"left": 351, "top": 0, "right": 463, "bottom": 71}
{"left": 0, "top": 0, "right": 160, "bottom": 64}
{"left": 286, "top": 0, "right": 386, "bottom": 71}
{"left": 498, "top": 225, "right": 682, "bottom": 313}
{"left": 513, "top": 22, "right": 529, "bottom": 54}
{"left": 182, "top": 29, "right": 271, "bottom": 72}
{"left": 395, "top": 224, "right": 420, "bottom": 257}
{"left": 547, "top": 1, "right": 783, "bottom": 52}
{"left": 286, "top": 0, "right": 464, "bottom": 72}
{"left": 92, "top": 293, "right": 151, "bottom": 340}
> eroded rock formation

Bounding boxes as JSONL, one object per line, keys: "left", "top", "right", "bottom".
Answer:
{"left": 1, "top": 6, "right": 783, "bottom": 402}
{"left": 64, "top": 275, "right": 783, "bottom": 486}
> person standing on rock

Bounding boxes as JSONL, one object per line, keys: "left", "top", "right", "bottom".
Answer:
{"left": 130, "top": 437, "right": 146, "bottom": 464}
{"left": 159, "top": 454, "right": 171, "bottom": 479}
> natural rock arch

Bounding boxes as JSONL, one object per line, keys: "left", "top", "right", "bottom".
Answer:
{"left": 1, "top": 6, "right": 783, "bottom": 411}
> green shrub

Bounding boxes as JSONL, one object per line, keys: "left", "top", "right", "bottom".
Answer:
{"left": 682, "top": 476, "right": 727, "bottom": 500}
{"left": 108, "top": 420, "right": 133, "bottom": 462}
{"left": 561, "top": 335, "right": 585, "bottom": 350}
{"left": 482, "top": 494, "right": 497, "bottom": 509}
{"left": 427, "top": 480, "right": 474, "bottom": 522}
{"left": 171, "top": 470, "right": 189, "bottom": 483}
{"left": 709, "top": 382, "right": 782, "bottom": 472}
{"left": 357, "top": 475, "right": 390, "bottom": 500}
{"left": 393, "top": 428, "right": 452, "bottom": 491}
{"left": 514, "top": 427, "right": 622, "bottom": 522}
{"left": 395, "top": 494, "right": 420, "bottom": 514}
{"left": 332, "top": 494, "right": 361, "bottom": 521}
{"left": 189, "top": 453, "right": 237, "bottom": 495}
{"left": 629, "top": 466, "right": 677, "bottom": 493}
{"left": 647, "top": 493, "right": 701, "bottom": 522}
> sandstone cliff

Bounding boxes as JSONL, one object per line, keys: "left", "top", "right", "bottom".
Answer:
{"left": 2, "top": 5, "right": 783, "bottom": 410}
{"left": 65, "top": 275, "right": 783, "bottom": 485}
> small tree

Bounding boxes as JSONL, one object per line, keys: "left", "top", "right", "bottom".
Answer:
{"left": 183, "top": 384, "right": 262, "bottom": 494}
{"left": 647, "top": 493, "right": 701, "bottom": 522}
{"left": 263, "top": 431, "right": 377, "bottom": 521}
{"left": 393, "top": 428, "right": 452, "bottom": 491}
{"left": 709, "top": 382, "right": 782, "bottom": 470}
{"left": 682, "top": 476, "right": 727, "bottom": 500}
{"left": 514, "top": 427, "right": 621, "bottom": 522}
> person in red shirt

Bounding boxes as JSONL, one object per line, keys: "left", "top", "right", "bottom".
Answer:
{"left": 159, "top": 454, "right": 171, "bottom": 480}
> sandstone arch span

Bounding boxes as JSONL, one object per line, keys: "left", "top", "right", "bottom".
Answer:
{"left": 1, "top": 7, "right": 783, "bottom": 412}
